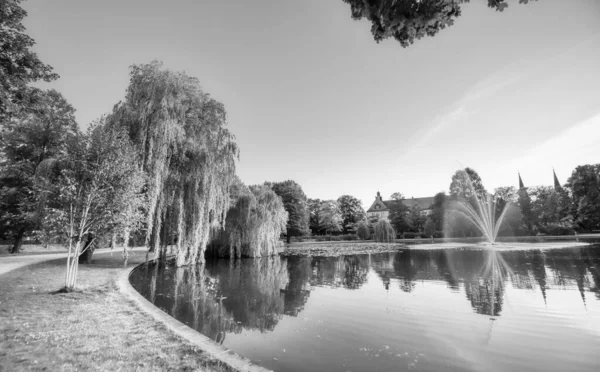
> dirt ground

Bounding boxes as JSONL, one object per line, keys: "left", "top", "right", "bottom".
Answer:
{"left": 0, "top": 251, "right": 235, "bottom": 372}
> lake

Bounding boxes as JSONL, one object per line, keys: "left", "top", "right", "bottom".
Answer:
{"left": 130, "top": 245, "right": 600, "bottom": 372}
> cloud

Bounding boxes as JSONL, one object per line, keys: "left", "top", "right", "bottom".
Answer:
{"left": 503, "top": 112, "right": 600, "bottom": 178}
{"left": 400, "top": 72, "right": 523, "bottom": 157}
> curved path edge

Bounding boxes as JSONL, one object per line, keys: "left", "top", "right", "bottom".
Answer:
{"left": 118, "top": 262, "right": 271, "bottom": 372}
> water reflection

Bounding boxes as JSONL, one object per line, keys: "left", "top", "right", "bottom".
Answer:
{"left": 129, "top": 245, "right": 600, "bottom": 357}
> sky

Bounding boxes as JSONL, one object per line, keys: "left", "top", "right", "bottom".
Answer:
{"left": 23, "top": 0, "right": 600, "bottom": 209}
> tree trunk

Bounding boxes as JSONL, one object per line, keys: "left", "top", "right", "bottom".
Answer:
{"left": 286, "top": 234, "right": 291, "bottom": 244}
{"left": 10, "top": 229, "right": 26, "bottom": 254}
{"left": 78, "top": 235, "right": 95, "bottom": 264}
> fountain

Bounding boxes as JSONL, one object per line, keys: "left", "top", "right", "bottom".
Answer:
{"left": 447, "top": 169, "right": 511, "bottom": 244}
{"left": 440, "top": 169, "right": 590, "bottom": 250}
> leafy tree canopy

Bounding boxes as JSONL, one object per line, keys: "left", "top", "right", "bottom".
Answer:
{"left": 42, "top": 120, "right": 145, "bottom": 289}
{"left": 109, "top": 61, "right": 238, "bottom": 266}
{"left": 567, "top": 164, "right": 600, "bottom": 231}
{"left": 308, "top": 198, "right": 323, "bottom": 235}
{"left": 336, "top": 194, "right": 365, "bottom": 233}
{"left": 319, "top": 199, "right": 343, "bottom": 234}
{"left": 449, "top": 167, "right": 486, "bottom": 200}
{"left": 0, "top": 89, "right": 77, "bottom": 252}
{"left": 268, "top": 180, "right": 310, "bottom": 242}
{"left": 0, "top": 0, "right": 59, "bottom": 120}
{"left": 341, "top": 0, "right": 537, "bottom": 48}
{"left": 387, "top": 192, "right": 411, "bottom": 233}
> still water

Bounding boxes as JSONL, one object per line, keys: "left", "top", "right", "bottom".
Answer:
{"left": 130, "top": 245, "right": 600, "bottom": 372}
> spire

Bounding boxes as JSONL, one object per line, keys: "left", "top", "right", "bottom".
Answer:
{"left": 376, "top": 191, "right": 381, "bottom": 201}
{"left": 518, "top": 172, "right": 525, "bottom": 190}
{"left": 553, "top": 169, "right": 561, "bottom": 190}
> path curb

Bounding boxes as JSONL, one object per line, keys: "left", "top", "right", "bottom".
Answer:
{"left": 117, "top": 262, "right": 271, "bottom": 372}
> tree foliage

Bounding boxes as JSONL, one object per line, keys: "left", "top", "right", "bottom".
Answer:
{"left": 430, "top": 191, "right": 447, "bottom": 232}
{"left": 0, "top": 89, "right": 77, "bottom": 252}
{"left": 567, "top": 164, "right": 600, "bottom": 231}
{"left": 42, "top": 121, "right": 145, "bottom": 289}
{"left": 336, "top": 194, "right": 365, "bottom": 233}
{"left": 268, "top": 180, "right": 310, "bottom": 243}
{"left": 356, "top": 220, "right": 370, "bottom": 240}
{"left": 209, "top": 179, "right": 288, "bottom": 258}
{"left": 319, "top": 199, "right": 343, "bottom": 234}
{"left": 373, "top": 219, "right": 395, "bottom": 243}
{"left": 308, "top": 198, "right": 323, "bottom": 235}
{"left": 109, "top": 61, "right": 238, "bottom": 266}
{"left": 449, "top": 167, "right": 486, "bottom": 201}
{"left": 341, "top": 0, "right": 537, "bottom": 48}
{"left": 0, "top": 0, "right": 59, "bottom": 120}
{"left": 387, "top": 192, "right": 410, "bottom": 234}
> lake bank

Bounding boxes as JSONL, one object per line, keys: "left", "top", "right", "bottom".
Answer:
{"left": 0, "top": 250, "right": 237, "bottom": 371}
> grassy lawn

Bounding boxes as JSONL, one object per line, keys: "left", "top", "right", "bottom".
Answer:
{"left": 0, "top": 251, "right": 235, "bottom": 372}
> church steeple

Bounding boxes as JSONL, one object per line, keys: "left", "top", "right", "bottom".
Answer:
{"left": 518, "top": 172, "right": 525, "bottom": 190}
{"left": 553, "top": 169, "right": 561, "bottom": 191}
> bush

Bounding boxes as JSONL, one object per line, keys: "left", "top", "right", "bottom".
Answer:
{"left": 401, "top": 232, "right": 421, "bottom": 239}
{"left": 538, "top": 224, "right": 575, "bottom": 236}
{"left": 374, "top": 220, "right": 395, "bottom": 243}
{"left": 356, "top": 221, "right": 370, "bottom": 240}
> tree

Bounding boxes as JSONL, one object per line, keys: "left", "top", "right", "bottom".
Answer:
{"left": 517, "top": 187, "right": 535, "bottom": 234}
{"left": 209, "top": 180, "right": 288, "bottom": 258}
{"left": 449, "top": 167, "right": 486, "bottom": 201}
{"left": 319, "top": 199, "right": 343, "bottom": 235}
{"left": 566, "top": 164, "right": 600, "bottom": 231}
{"left": 373, "top": 219, "right": 395, "bottom": 243}
{"left": 340, "top": 0, "right": 536, "bottom": 48}
{"left": 529, "top": 186, "right": 560, "bottom": 226}
{"left": 493, "top": 186, "right": 522, "bottom": 236}
{"left": 0, "top": 0, "right": 59, "bottom": 120}
{"left": 387, "top": 192, "right": 410, "bottom": 234}
{"left": 42, "top": 121, "right": 145, "bottom": 290}
{"left": 268, "top": 180, "right": 310, "bottom": 243}
{"left": 109, "top": 61, "right": 238, "bottom": 266}
{"left": 0, "top": 89, "right": 77, "bottom": 253}
{"left": 408, "top": 204, "right": 426, "bottom": 233}
{"left": 356, "top": 220, "right": 370, "bottom": 240}
{"left": 308, "top": 198, "right": 323, "bottom": 235}
{"left": 430, "top": 191, "right": 447, "bottom": 232}
{"left": 336, "top": 195, "right": 365, "bottom": 233}
{"left": 423, "top": 218, "right": 436, "bottom": 238}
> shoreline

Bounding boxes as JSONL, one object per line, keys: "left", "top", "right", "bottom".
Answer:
{"left": 0, "top": 249, "right": 243, "bottom": 371}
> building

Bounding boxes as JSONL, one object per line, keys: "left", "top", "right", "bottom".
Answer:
{"left": 366, "top": 191, "right": 434, "bottom": 220}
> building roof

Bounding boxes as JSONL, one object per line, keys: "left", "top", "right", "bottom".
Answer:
{"left": 366, "top": 192, "right": 434, "bottom": 213}
{"left": 390, "top": 196, "right": 434, "bottom": 211}
{"left": 366, "top": 191, "right": 389, "bottom": 213}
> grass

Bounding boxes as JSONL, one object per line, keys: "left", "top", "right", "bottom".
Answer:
{"left": 0, "top": 251, "right": 235, "bottom": 372}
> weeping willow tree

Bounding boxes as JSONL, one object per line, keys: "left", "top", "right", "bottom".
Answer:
{"left": 208, "top": 179, "right": 288, "bottom": 258}
{"left": 109, "top": 61, "right": 238, "bottom": 266}
{"left": 374, "top": 219, "right": 396, "bottom": 243}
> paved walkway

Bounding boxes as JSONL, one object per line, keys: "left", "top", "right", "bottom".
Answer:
{"left": 0, "top": 248, "right": 144, "bottom": 276}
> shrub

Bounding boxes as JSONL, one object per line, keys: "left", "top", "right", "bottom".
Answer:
{"left": 538, "top": 224, "right": 575, "bottom": 236}
{"left": 356, "top": 221, "right": 370, "bottom": 240}
{"left": 374, "top": 220, "right": 395, "bottom": 243}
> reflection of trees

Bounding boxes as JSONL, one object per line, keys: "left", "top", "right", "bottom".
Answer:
{"left": 206, "top": 256, "right": 289, "bottom": 333}
{"left": 310, "top": 255, "right": 370, "bottom": 290}
{"left": 129, "top": 246, "right": 600, "bottom": 341}
{"left": 282, "top": 257, "right": 312, "bottom": 316}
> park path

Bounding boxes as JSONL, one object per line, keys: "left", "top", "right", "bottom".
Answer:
{"left": 0, "top": 247, "right": 145, "bottom": 276}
